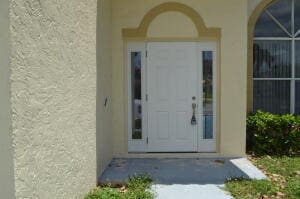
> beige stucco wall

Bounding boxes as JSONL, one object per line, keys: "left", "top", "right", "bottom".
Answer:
{"left": 111, "top": 0, "right": 248, "bottom": 157}
{"left": 96, "top": 0, "right": 113, "bottom": 176}
{"left": 248, "top": 0, "right": 264, "bottom": 18}
{"left": 0, "top": 0, "right": 15, "bottom": 198}
{"left": 10, "top": 0, "right": 98, "bottom": 198}
{"left": 148, "top": 11, "right": 198, "bottom": 38}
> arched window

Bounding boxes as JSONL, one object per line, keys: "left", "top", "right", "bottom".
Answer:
{"left": 253, "top": 0, "right": 300, "bottom": 114}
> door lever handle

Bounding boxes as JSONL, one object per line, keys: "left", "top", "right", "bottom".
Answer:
{"left": 191, "top": 103, "right": 197, "bottom": 125}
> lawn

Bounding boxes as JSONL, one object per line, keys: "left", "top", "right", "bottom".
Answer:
{"left": 226, "top": 156, "right": 300, "bottom": 199}
{"left": 85, "top": 174, "right": 154, "bottom": 199}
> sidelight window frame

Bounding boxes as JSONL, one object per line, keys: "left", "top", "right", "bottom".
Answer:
{"left": 127, "top": 42, "right": 148, "bottom": 152}
{"left": 197, "top": 42, "right": 217, "bottom": 152}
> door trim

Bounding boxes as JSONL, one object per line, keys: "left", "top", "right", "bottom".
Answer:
{"left": 127, "top": 41, "right": 217, "bottom": 153}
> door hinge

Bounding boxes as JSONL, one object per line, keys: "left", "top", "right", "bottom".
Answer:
{"left": 146, "top": 137, "right": 149, "bottom": 144}
{"left": 146, "top": 51, "right": 148, "bottom": 57}
{"left": 146, "top": 94, "right": 148, "bottom": 101}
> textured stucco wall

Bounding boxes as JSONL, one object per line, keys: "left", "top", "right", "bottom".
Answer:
{"left": 10, "top": 0, "right": 98, "bottom": 198}
{"left": 0, "top": 0, "right": 15, "bottom": 198}
{"left": 96, "top": 0, "right": 113, "bottom": 177}
{"left": 111, "top": 0, "right": 248, "bottom": 157}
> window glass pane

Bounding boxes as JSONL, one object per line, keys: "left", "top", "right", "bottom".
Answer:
{"left": 253, "top": 40, "right": 291, "bottom": 78}
{"left": 296, "top": 81, "right": 300, "bottom": 114}
{"left": 295, "top": 0, "right": 300, "bottom": 34}
{"left": 296, "top": 41, "right": 300, "bottom": 78}
{"left": 266, "top": 0, "right": 292, "bottom": 34}
{"left": 203, "top": 51, "right": 213, "bottom": 139}
{"left": 255, "top": 12, "right": 289, "bottom": 37}
{"left": 131, "top": 52, "right": 142, "bottom": 139}
{"left": 254, "top": 80, "right": 290, "bottom": 114}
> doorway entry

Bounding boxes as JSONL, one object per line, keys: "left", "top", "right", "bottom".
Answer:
{"left": 127, "top": 42, "right": 217, "bottom": 153}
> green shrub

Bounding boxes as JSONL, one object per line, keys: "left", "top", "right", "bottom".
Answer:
{"left": 247, "top": 111, "right": 300, "bottom": 156}
{"left": 85, "top": 188, "right": 121, "bottom": 199}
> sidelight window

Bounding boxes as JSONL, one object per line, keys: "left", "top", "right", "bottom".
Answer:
{"left": 131, "top": 52, "right": 142, "bottom": 139}
{"left": 203, "top": 51, "right": 214, "bottom": 139}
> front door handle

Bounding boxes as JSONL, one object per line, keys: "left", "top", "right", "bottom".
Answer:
{"left": 191, "top": 103, "right": 197, "bottom": 125}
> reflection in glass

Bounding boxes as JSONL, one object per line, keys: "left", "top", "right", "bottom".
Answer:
{"left": 295, "top": 0, "right": 300, "bottom": 35}
{"left": 253, "top": 41, "right": 291, "bottom": 78}
{"left": 254, "top": 80, "right": 290, "bottom": 114}
{"left": 253, "top": 0, "right": 300, "bottom": 115}
{"left": 296, "top": 81, "right": 300, "bottom": 114}
{"left": 296, "top": 41, "right": 300, "bottom": 78}
{"left": 203, "top": 51, "right": 213, "bottom": 139}
{"left": 255, "top": 12, "right": 289, "bottom": 37}
{"left": 266, "top": 0, "right": 292, "bottom": 34}
{"left": 131, "top": 52, "right": 142, "bottom": 139}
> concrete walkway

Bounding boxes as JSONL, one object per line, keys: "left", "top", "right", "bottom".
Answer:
{"left": 100, "top": 158, "right": 266, "bottom": 199}
{"left": 152, "top": 184, "right": 232, "bottom": 199}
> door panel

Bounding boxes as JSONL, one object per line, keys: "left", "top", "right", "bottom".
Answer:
{"left": 147, "top": 42, "right": 198, "bottom": 152}
{"left": 157, "top": 111, "right": 170, "bottom": 140}
{"left": 176, "top": 111, "right": 189, "bottom": 140}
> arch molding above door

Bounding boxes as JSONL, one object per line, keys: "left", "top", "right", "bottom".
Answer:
{"left": 122, "top": 2, "right": 221, "bottom": 39}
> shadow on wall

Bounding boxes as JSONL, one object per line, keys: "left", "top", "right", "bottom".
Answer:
{"left": 96, "top": 0, "right": 113, "bottom": 179}
{"left": 0, "top": 0, "right": 15, "bottom": 198}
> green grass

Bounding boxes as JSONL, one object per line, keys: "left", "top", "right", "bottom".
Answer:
{"left": 85, "top": 174, "right": 154, "bottom": 199}
{"left": 226, "top": 156, "right": 300, "bottom": 199}
{"left": 226, "top": 179, "right": 277, "bottom": 199}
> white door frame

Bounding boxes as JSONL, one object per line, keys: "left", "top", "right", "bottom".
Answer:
{"left": 127, "top": 41, "right": 217, "bottom": 153}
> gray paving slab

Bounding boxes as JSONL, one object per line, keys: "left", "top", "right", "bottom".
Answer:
{"left": 99, "top": 158, "right": 266, "bottom": 199}
{"left": 101, "top": 158, "right": 251, "bottom": 184}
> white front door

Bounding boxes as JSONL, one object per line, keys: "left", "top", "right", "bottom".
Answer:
{"left": 147, "top": 42, "right": 198, "bottom": 152}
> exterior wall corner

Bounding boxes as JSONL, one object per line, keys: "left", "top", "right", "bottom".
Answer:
{"left": 0, "top": 0, "right": 15, "bottom": 198}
